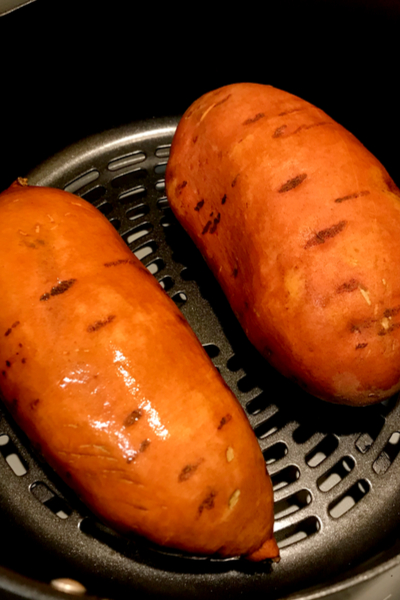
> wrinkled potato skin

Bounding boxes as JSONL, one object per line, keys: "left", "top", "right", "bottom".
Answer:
{"left": 166, "top": 83, "right": 400, "bottom": 405}
{"left": 0, "top": 180, "right": 278, "bottom": 561}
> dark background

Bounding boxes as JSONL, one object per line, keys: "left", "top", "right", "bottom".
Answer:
{"left": 1, "top": 0, "right": 400, "bottom": 193}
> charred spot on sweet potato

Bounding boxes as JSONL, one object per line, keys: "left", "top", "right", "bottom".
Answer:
{"left": 195, "top": 199, "right": 204, "bottom": 211}
{"left": 4, "top": 329, "right": 11, "bottom": 337}
{"left": 304, "top": 220, "right": 347, "bottom": 249}
{"left": 243, "top": 112, "right": 265, "bottom": 125}
{"left": 218, "top": 414, "right": 232, "bottom": 430}
{"left": 202, "top": 221, "right": 212, "bottom": 235}
{"left": 278, "top": 173, "right": 307, "bottom": 193}
{"left": 87, "top": 315, "right": 116, "bottom": 333}
{"left": 198, "top": 491, "right": 217, "bottom": 515}
{"left": 221, "top": 194, "right": 227, "bottom": 205}
{"left": 179, "top": 460, "right": 203, "bottom": 482}
{"left": 278, "top": 107, "right": 302, "bottom": 117}
{"left": 5, "top": 360, "right": 11, "bottom": 368}
{"left": 356, "top": 343, "right": 368, "bottom": 349}
{"left": 336, "top": 279, "right": 360, "bottom": 294}
{"left": 231, "top": 175, "right": 239, "bottom": 188}
{"left": 4, "top": 321, "right": 20, "bottom": 337}
{"left": 124, "top": 409, "right": 143, "bottom": 427}
{"left": 334, "top": 190, "right": 370, "bottom": 203}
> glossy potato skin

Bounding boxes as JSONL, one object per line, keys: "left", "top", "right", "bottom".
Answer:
{"left": 166, "top": 83, "right": 400, "bottom": 405}
{"left": 0, "top": 180, "right": 278, "bottom": 560}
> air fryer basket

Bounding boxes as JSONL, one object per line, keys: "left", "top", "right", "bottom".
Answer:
{"left": 1, "top": 117, "right": 400, "bottom": 599}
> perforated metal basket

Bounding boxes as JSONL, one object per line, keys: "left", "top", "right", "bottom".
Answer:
{"left": 0, "top": 118, "right": 400, "bottom": 599}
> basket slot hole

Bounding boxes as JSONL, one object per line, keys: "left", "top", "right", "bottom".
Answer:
{"left": 275, "top": 489, "right": 312, "bottom": 520}
{"left": 154, "top": 163, "right": 167, "bottom": 174}
{"left": 306, "top": 435, "right": 339, "bottom": 468}
{"left": 95, "top": 201, "right": 113, "bottom": 216}
{"left": 119, "top": 186, "right": 147, "bottom": 204}
{"left": 146, "top": 258, "right": 165, "bottom": 276}
{"left": 126, "top": 203, "right": 150, "bottom": 221}
{"left": 134, "top": 242, "right": 157, "bottom": 262}
{"left": 237, "top": 374, "right": 257, "bottom": 393}
{"left": 263, "top": 442, "right": 288, "bottom": 465}
{"left": 111, "top": 169, "right": 147, "bottom": 189}
{"left": 64, "top": 170, "right": 99, "bottom": 194}
{"left": 161, "top": 210, "right": 174, "bottom": 228}
{"left": 180, "top": 267, "right": 194, "bottom": 281}
{"left": 373, "top": 431, "right": 400, "bottom": 475}
{"left": 30, "top": 481, "right": 71, "bottom": 519}
{"left": 275, "top": 516, "right": 320, "bottom": 549}
{"left": 6, "top": 453, "right": 27, "bottom": 476}
{"left": 246, "top": 391, "right": 270, "bottom": 415}
{"left": 159, "top": 276, "right": 174, "bottom": 292}
{"left": 171, "top": 291, "right": 187, "bottom": 308}
{"left": 108, "top": 152, "right": 146, "bottom": 172}
{"left": 226, "top": 354, "right": 242, "bottom": 372}
{"left": 157, "top": 196, "right": 169, "bottom": 210}
{"left": 0, "top": 434, "right": 28, "bottom": 476}
{"left": 292, "top": 424, "right": 315, "bottom": 445}
{"left": 328, "top": 479, "right": 370, "bottom": 519}
{"left": 124, "top": 223, "right": 153, "bottom": 245}
{"left": 82, "top": 185, "right": 107, "bottom": 203}
{"left": 355, "top": 415, "right": 385, "bottom": 453}
{"left": 317, "top": 456, "right": 355, "bottom": 492}
{"left": 110, "top": 218, "right": 121, "bottom": 231}
{"left": 155, "top": 145, "right": 171, "bottom": 159}
{"left": 202, "top": 344, "right": 220, "bottom": 359}
{"left": 155, "top": 180, "right": 165, "bottom": 192}
{"left": 271, "top": 465, "right": 300, "bottom": 491}
{"left": 255, "top": 410, "right": 286, "bottom": 440}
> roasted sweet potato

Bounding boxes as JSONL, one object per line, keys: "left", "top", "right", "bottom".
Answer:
{"left": 0, "top": 179, "right": 278, "bottom": 561}
{"left": 166, "top": 83, "right": 400, "bottom": 405}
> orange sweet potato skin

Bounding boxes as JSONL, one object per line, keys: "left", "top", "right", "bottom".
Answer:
{"left": 166, "top": 83, "right": 400, "bottom": 406}
{"left": 0, "top": 179, "right": 278, "bottom": 560}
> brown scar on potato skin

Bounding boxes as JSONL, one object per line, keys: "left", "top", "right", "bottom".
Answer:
{"left": 202, "top": 221, "right": 212, "bottom": 234}
{"left": 40, "top": 279, "right": 76, "bottom": 301}
{"left": 218, "top": 414, "right": 232, "bottom": 430}
{"left": 178, "top": 459, "right": 204, "bottom": 482}
{"left": 231, "top": 175, "right": 239, "bottom": 187}
{"left": 384, "top": 306, "right": 400, "bottom": 318}
{"left": 273, "top": 125, "right": 287, "bottom": 138}
{"left": 5, "top": 321, "right": 20, "bottom": 337}
{"left": 336, "top": 279, "right": 360, "bottom": 294}
{"left": 124, "top": 409, "right": 143, "bottom": 427}
{"left": 304, "top": 220, "right": 347, "bottom": 249}
{"left": 334, "top": 190, "right": 370, "bottom": 203}
{"left": 176, "top": 181, "right": 187, "bottom": 194}
{"left": 356, "top": 343, "right": 368, "bottom": 349}
{"left": 195, "top": 199, "right": 204, "bottom": 211}
{"left": 209, "top": 213, "right": 221, "bottom": 234}
{"left": 278, "top": 173, "right": 307, "bottom": 193}
{"left": 243, "top": 112, "right": 265, "bottom": 125}
{"left": 198, "top": 491, "right": 217, "bottom": 515}
{"left": 221, "top": 194, "right": 227, "bottom": 204}
{"left": 87, "top": 315, "right": 116, "bottom": 333}
{"left": 104, "top": 259, "right": 135, "bottom": 267}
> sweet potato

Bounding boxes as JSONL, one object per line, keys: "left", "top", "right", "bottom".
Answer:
{"left": 0, "top": 179, "right": 278, "bottom": 561}
{"left": 166, "top": 83, "right": 400, "bottom": 406}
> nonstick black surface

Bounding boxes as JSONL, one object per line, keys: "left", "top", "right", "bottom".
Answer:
{"left": 2, "top": 1, "right": 400, "bottom": 599}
